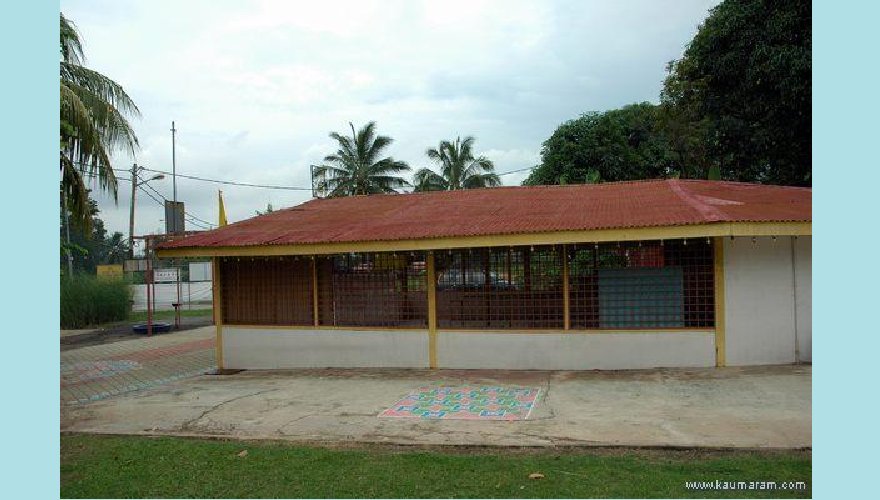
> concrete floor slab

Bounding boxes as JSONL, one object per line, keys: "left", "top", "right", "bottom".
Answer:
{"left": 61, "top": 365, "right": 811, "bottom": 449}
{"left": 61, "top": 327, "right": 216, "bottom": 404}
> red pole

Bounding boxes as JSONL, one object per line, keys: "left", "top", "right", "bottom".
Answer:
{"left": 175, "top": 262, "right": 181, "bottom": 330}
{"left": 146, "top": 241, "right": 153, "bottom": 336}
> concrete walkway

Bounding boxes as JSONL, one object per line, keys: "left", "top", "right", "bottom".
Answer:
{"left": 61, "top": 327, "right": 216, "bottom": 405}
{"left": 61, "top": 364, "right": 810, "bottom": 449}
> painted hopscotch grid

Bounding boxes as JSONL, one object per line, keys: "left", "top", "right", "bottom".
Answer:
{"left": 379, "top": 385, "right": 541, "bottom": 421}
{"left": 61, "top": 336, "right": 216, "bottom": 405}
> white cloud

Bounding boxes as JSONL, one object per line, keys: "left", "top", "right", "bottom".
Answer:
{"left": 62, "top": 0, "right": 718, "bottom": 241}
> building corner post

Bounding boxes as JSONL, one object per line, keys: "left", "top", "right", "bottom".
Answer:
{"left": 563, "top": 244, "right": 570, "bottom": 331}
{"left": 713, "top": 237, "right": 726, "bottom": 367}
{"left": 426, "top": 251, "right": 438, "bottom": 369}
{"left": 311, "top": 257, "right": 320, "bottom": 327}
{"left": 212, "top": 257, "right": 224, "bottom": 370}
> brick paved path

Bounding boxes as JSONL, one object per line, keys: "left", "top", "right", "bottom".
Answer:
{"left": 61, "top": 327, "right": 216, "bottom": 405}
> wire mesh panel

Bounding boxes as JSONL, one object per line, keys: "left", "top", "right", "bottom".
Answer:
{"left": 568, "top": 239, "right": 714, "bottom": 329}
{"left": 316, "top": 252, "right": 428, "bottom": 327}
{"left": 435, "top": 246, "right": 564, "bottom": 329}
{"left": 220, "top": 256, "right": 313, "bottom": 325}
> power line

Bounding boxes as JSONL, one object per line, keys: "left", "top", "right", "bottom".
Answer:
{"left": 135, "top": 186, "right": 210, "bottom": 230}
{"left": 138, "top": 187, "right": 210, "bottom": 231}
{"left": 138, "top": 167, "right": 314, "bottom": 191}
{"left": 496, "top": 166, "right": 535, "bottom": 176}
{"left": 83, "top": 170, "right": 215, "bottom": 229}
{"left": 131, "top": 171, "right": 216, "bottom": 229}
{"left": 85, "top": 170, "right": 212, "bottom": 231}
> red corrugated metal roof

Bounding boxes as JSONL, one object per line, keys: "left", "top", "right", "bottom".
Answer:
{"left": 159, "top": 180, "right": 811, "bottom": 250}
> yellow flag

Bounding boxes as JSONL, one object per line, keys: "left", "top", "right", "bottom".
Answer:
{"left": 218, "top": 190, "right": 228, "bottom": 226}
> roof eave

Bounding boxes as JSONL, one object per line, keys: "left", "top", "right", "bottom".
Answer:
{"left": 155, "top": 221, "right": 811, "bottom": 259}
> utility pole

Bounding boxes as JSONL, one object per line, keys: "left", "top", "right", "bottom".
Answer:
{"left": 171, "top": 121, "right": 177, "bottom": 207}
{"left": 129, "top": 162, "right": 137, "bottom": 259}
{"left": 128, "top": 164, "right": 165, "bottom": 259}
{"left": 171, "top": 121, "right": 181, "bottom": 330}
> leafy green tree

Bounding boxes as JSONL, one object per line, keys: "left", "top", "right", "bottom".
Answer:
{"left": 59, "top": 192, "right": 129, "bottom": 274}
{"left": 524, "top": 103, "right": 676, "bottom": 186}
{"left": 60, "top": 198, "right": 128, "bottom": 274}
{"left": 661, "top": 0, "right": 811, "bottom": 185}
{"left": 60, "top": 13, "right": 140, "bottom": 230}
{"left": 314, "top": 122, "right": 411, "bottom": 196}
{"left": 413, "top": 136, "right": 500, "bottom": 191}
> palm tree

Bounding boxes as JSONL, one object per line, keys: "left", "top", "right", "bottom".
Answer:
{"left": 413, "top": 136, "right": 501, "bottom": 191}
{"left": 60, "top": 13, "right": 140, "bottom": 230}
{"left": 313, "top": 122, "right": 411, "bottom": 197}
{"left": 102, "top": 232, "right": 130, "bottom": 264}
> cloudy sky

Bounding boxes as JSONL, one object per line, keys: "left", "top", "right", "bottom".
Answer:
{"left": 62, "top": 0, "right": 717, "bottom": 251}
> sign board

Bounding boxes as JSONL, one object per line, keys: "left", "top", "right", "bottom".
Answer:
{"left": 189, "top": 261, "right": 212, "bottom": 282}
{"left": 153, "top": 268, "right": 179, "bottom": 282}
{"left": 164, "top": 200, "right": 186, "bottom": 234}
{"left": 96, "top": 264, "right": 123, "bottom": 279}
{"left": 124, "top": 259, "right": 149, "bottom": 272}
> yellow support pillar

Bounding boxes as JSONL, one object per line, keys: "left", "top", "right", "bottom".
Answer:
{"left": 212, "top": 257, "right": 224, "bottom": 370}
{"left": 562, "top": 245, "right": 570, "bottom": 331}
{"left": 713, "top": 237, "right": 726, "bottom": 367}
{"left": 426, "top": 251, "right": 438, "bottom": 369}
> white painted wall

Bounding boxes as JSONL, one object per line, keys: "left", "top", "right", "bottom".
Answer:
{"left": 131, "top": 282, "right": 213, "bottom": 311}
{"left": 723, "top": 236, "right": 810, "bottom": 365}
{"left": 222, "top": 328, "right": 429, "bottom": 369}
{"left": 221, "top": 327, "right": 715, "bottom": 370}
{"left": 794, "top": 236, "right": 812, "bottom": 362}
{"left": 437, "top": 331, "right": 716, "bottom": 370}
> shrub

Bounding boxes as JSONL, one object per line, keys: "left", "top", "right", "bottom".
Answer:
{"left": 60, "top": 275, "right": 132, "bottom": 328}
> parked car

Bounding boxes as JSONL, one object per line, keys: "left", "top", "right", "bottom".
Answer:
{"left": 437, "top": 269, "right": 515, "bottom": 290}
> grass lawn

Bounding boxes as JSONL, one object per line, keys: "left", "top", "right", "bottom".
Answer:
{"left": 61, "top": 435, "right": 810, "bottom": 498}
{"left": 127, "top": 308, "right": 212, "bottom": 322}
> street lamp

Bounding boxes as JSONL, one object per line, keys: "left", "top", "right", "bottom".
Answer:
{"left": 129, "top": 164, "right": 165, "bottom": 259}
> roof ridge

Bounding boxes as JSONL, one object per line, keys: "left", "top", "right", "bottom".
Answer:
{"left": 674, "top": 178, "right": 812, "bottom": 191}
{"left": 306, "top": 178, "right": 677, "bottom": 204}
{"left": 666, "top": 179, "right": 727, "bottom": 222}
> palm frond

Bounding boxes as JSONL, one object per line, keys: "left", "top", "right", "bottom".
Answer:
{"left": 60, "top": 13, "right": 84, "bottom": 65}
{"left": 60, "top": 151, "right": 92, "bottom": 232}
{"left": 61, "top": 63, "right": 141, "bottom": 122}
{"left": 60, "top": 82, "right": 117, "bottom": 197}
{"left": 322, "top": 121, "right": 410, "bottom": 196}
{"left": 60, "top": 13, "right": 141, "bottom": 225}
{"left": 413, "top": 168, "right": 448, "bottom": 192}
{"left": 63, "top": 78, "right": 139, "bottom": 154}
{"left": 424, "top": 136, "right": 500, "bottom": 190}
